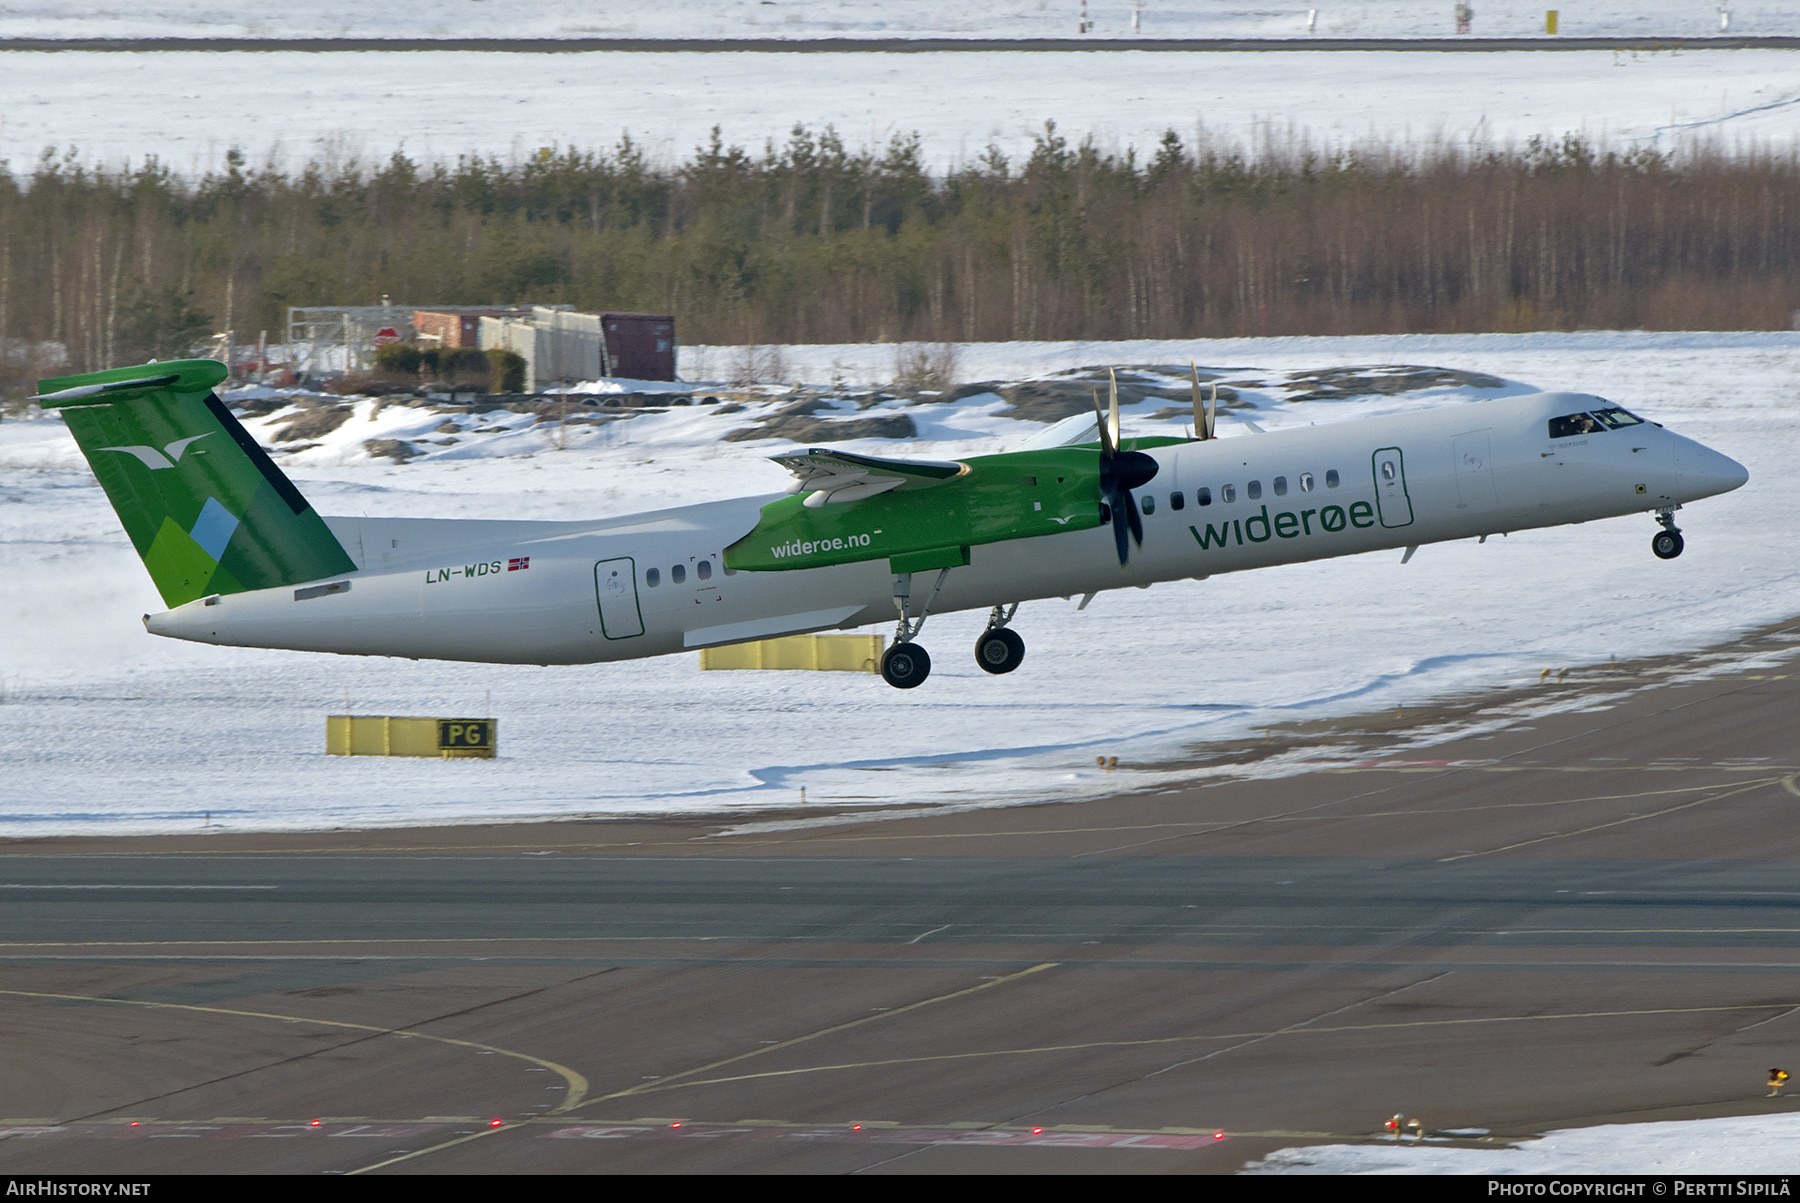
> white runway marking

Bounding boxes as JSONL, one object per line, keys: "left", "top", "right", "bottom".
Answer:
{"left": 0, "top": 884, "right": 279, "bottom": 890}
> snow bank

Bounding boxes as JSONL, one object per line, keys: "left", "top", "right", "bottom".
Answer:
{"left": 0, "top": 331, "right": 1794, "bottom": 835}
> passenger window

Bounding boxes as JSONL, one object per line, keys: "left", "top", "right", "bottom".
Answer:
{"left": 1549, "top": 413, "right": 1602, "bottom": 439}
{"left": 722, "top": 565, "right": 736, "bottom": 576}
{"left": 1272, "top": 476, "right": 1288, "bottom": 496}
{"left": 1221, "top": 484, "right": 1236, "bottom": 503}
{"left": 646, "top": 568, "right": 660, "bottom": 587}
{"left": 1140, "top": 494, "right": 1156, "bottom": 515}
{"left": 1169, "top": 491, "right": 1185, "bottom": 511}
{"left": 697, "top": 560, "right": 712, "bottom": 580}
{"left": 1326, "top": 469, "right": 1339, "bottom": 488}
{"left": 671, "top": 564, "right": 686, "bottom": 584}
{"left": 1197, "top": 487, "right": 1212, "bottom": 506}
{"left": 1247, "top": 480, "right": 1262, "bottom": 500}
{"left": 1380, "top": 461, "right": 1396, "bottom": 482}
{"left": 1299, "top": 472, "right": 1314, "bottom": 493}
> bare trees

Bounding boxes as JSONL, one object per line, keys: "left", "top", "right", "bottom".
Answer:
{"left": 0, "top": 129, "right": 1794, "bottom": 393}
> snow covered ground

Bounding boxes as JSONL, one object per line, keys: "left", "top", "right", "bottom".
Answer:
{"left": 1245, "top": 1111, "right": 1800, "bottom": 1173}
{"left": 0, "top": 1, "right": 1793, "bottom": 42}
{"left": 3, "top": 43, "right": 1795, "bottom": 176}
{"left": 0, "top": 330, "right": 1795, "bottom": 837}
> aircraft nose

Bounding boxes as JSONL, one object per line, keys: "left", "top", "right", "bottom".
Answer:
{"left": 1677, "top": 441, "right": 1749, "bottom": 499}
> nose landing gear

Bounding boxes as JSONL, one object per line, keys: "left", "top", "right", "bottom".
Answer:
{"left": 1652, "top": 507, "right": 1685, "bottom": 560}
{"left": 974, "top": 603, "right": 1025, "bottom": 674}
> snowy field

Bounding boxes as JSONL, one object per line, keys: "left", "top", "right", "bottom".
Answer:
{"left": 0, "top": 330, "right": 1795, "bottom": 837}
{"left": 1245, "top": 1111, "right": 1800, "bottom": 1174}
{"left": 0, "top": 1, "right": 1793, "bottom": 41}
{"left": 4, "top": 43, "right": 1796, "bottom": 175}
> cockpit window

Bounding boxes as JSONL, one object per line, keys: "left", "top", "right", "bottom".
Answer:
{"left": 1549, "top": 412, "right": 1603, "bottom": 439}
{"left": 1590, "top": 407, "right": 1644, "bottom": 429}
{"left": 1550, "top": 407, "right": 1645, "bottom": 439}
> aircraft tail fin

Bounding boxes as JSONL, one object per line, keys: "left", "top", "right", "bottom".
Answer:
{"left": 36, "top": 359, "right": 356, "bottom": 608}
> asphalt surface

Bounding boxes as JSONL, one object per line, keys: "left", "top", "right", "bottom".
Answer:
{"left": 0, "top": 36, "right": 1792, "bottom": 53}
{"left": 3, "top": 619, "right": 1800, "bottom": 1174}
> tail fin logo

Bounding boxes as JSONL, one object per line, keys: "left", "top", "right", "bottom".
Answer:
{"left": 98, "top": 433, "right": 213, "bottom": 471}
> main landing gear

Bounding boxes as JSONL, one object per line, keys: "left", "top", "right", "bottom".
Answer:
{"left": 881, "top": 568, "right": 950, "bottom": 689}
{"left": 974, "top": 603, "right": 1025, "bottom": 675}
{"left": 1652, "top": 506, "right": 1685, "bottom": 560}
{"left": 878, "top": 577, "right": 1028, "bottom": 689}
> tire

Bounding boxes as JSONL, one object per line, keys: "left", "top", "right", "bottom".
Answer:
{"left": 880, "top": 642, "right": 932, "bottom": 689}
{"left": 1652, "top": 530, "right": 1684, "bottom": 560}
{"left": 974, "top": 627, "right": 1026, "bottom": 675}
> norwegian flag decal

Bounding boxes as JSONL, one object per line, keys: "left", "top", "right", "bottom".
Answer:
{"left": 508, "top": 557, "right": 530, "bottom": 571}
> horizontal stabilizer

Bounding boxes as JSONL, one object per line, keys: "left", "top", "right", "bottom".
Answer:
{"left": 33, "top": 373, "right": 182, "bottom": 403}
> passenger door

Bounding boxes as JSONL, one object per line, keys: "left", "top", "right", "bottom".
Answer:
{"left": 1371, "top": 447, "right": 1415, "bottom": 528}
{"left": 594, "top": 557, "right": 645, "bottom": 639}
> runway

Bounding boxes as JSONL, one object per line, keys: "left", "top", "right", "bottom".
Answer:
{"left": 0, "top": 36, "right": 1793, "bottom": 52}
{"left": 3, "top": 619, "right": 1799, "bottom": 1173}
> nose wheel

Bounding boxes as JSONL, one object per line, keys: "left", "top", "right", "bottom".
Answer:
{"left": 1652, "top": 508, "right": 1684, "bottom": 560}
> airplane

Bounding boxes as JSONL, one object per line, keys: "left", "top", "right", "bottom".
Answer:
{"left": 34, "top": 357, "right": 1748, "bottom": 689}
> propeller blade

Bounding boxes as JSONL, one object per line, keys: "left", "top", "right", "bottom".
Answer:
{"left": 1123, "top": 487, "right": 1144, "bottom": 549}
{"left": 1107, "top": 369, "right": 1121, "bottom": 450}
{"left": 1090, "top": 387, "right": 1115, "bottom": 455}
{"left": 1208, "top": 382, "right": 1217, "bottom": 440}
{"left": 1189, "top": 360, "right": 1201, "bottom": 439}
{"left": 1190, "top": 360, "right": 1213, "bottom": 441}
{"left": 1109, "top": 489, "right": 1132, "bottom": 565}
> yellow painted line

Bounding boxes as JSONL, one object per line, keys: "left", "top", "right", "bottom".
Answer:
{"left": 1784, "top": 777, "right": 1800, "bottom": 801}
{"left": 0, "top": 988, "right": 589, "bottom": 1114}
{"left": 1438, "top": 775, "right": 1793, "bottom": 862}
{"left": 347, "top": 961, "right": 1060, "bottom": 1174}
{"left": 617, "top": 1000, "right": 1800, "bottom": 1098}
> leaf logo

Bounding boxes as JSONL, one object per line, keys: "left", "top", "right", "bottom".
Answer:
{"left": 98, "top": 433, "right": 213, "bottom": 471}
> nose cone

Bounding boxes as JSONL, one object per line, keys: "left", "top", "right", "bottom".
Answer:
{"left": 1677, "top": 442, "right": 1749, "bottom": 501}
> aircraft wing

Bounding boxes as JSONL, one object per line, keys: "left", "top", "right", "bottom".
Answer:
{"left": 772, "top": 448, "right": 967, "bottom": 507}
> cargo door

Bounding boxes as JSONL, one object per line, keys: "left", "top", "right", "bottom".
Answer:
{"left": 1371, "top": 447, "right": 1414, "bottom": 528}
{"left": 1451, "top": 430, "right": 1499, "bottom": 512}
{"left": 594, "top": 557, "right": 645, "bottom": 639}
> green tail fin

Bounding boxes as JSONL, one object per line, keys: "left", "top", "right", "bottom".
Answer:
{"left": 37, "top": 359, "right": 356, "bottom": 608}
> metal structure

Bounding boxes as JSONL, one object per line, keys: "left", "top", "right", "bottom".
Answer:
{"left": 285, "top": 303, "right": 572, "bottom": 381}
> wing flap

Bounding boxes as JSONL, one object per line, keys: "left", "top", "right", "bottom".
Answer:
{"left": 773, "top": 448, "right": 967, "bottom": 505}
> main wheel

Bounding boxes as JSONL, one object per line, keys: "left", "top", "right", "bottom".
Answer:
{"left": 974, "top": 627, "right": 1026, "bottom": 675}
{"left": 1652, "top": 529, "right": 1685, "bottom": 560}
{"left": 880, "top": 642, "right": 932, "bottom": 689}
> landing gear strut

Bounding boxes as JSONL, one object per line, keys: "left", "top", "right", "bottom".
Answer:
{"left": 882, "top": 568, "right": 950, "bottom": 689}
{"left": 974, "top": 603, "right": 1025, "bottom": 675}
{"left": 1652, "top": 506, "right": 1685, "bottom": 560}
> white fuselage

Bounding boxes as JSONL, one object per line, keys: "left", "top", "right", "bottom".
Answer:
{"left": 146, "top": 392, "right": 1749, "bottom": 664}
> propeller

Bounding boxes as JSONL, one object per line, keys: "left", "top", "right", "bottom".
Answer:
{"left": 1190, "top": 359, "right": 1216, "bottom": 440}
{"left": 1091, "top": 369, "right": 1160, "bottom": 566}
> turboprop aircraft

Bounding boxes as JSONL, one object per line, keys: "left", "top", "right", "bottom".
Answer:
{"left": 36, "top": 357, "right": 1748, "bottom": 689}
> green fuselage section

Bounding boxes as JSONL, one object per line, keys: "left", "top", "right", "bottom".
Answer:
{"left": 724, "top": 440, "right": 1187, "bottom": 574}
